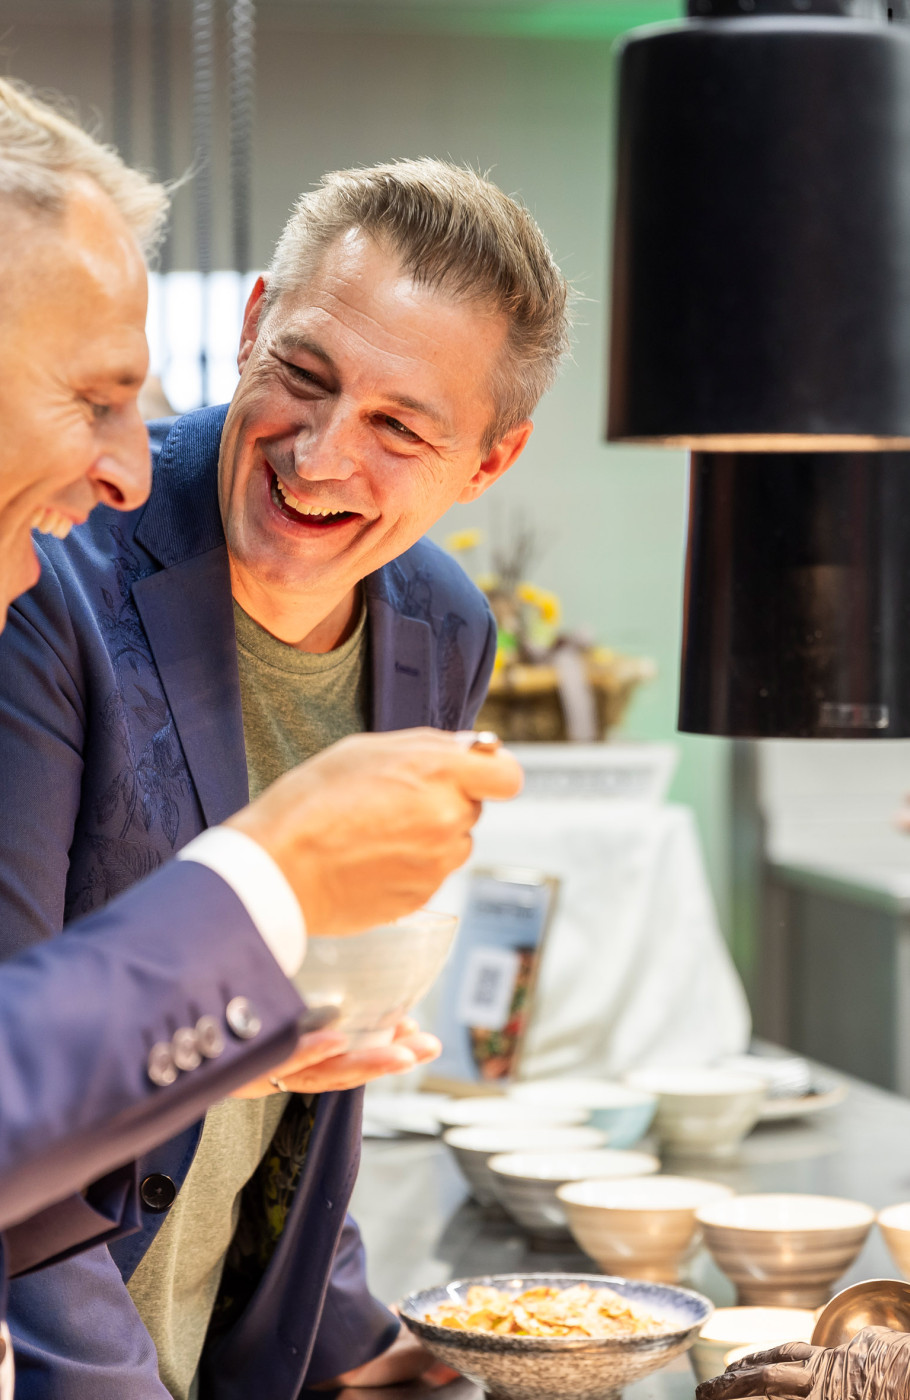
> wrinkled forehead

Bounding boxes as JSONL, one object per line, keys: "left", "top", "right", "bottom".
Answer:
{"left": 1, "top": 176, "right": 147, "bottom": 310}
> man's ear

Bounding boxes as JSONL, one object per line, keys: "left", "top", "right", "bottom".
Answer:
{"left": 237, "top": 276, "right": 269, "bottom": 372}
{"left": 457, "top": 420, "right": 533, "bottom": 504}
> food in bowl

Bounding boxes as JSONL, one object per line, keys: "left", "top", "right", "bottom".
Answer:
{"left": 400, "top": 1272, "right": 714, "bottom": 1400}
{"left": 428, "top": 1282, "right": 665, "bottom": 1338}
{"left": 295, "top": 909, "right": 457, "bottom": 1046}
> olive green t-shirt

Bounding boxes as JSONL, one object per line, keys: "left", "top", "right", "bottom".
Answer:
{"left": 127, "top": 596, "right": 369, "bottom": 1400}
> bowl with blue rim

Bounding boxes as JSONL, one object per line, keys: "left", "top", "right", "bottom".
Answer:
{"left": 399, "top": 1271, "right": 712, "bottom": 1400}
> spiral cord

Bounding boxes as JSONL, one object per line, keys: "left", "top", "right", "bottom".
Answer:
{"left": 229, "top": 0, "right": 256, "bottom": 278}
{"left": 192, "top": 0, "right": 215, "bottom": 402}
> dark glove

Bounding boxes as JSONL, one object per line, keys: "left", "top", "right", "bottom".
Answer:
{"left": 695, "top": 1326, "right": 910, "bottom": 1400}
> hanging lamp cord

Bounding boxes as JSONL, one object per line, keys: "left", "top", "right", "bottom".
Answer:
{"left": 112, "top": 0, "right": 134, "bottom": 164}
{"left": 229, "top": 0, "right": 256, "bottom": 280}
{"left": 192, "top": 0, "right": 215, "bottom": 405}
{"left": 151, "top": 0, "right": 174, "bottom": 274}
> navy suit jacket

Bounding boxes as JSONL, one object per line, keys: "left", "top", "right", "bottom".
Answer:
{"left": 0, "top": 405, "right": 496, "bottom": 1399}
{"left": 0, "top": 862, "right": 304, "bottom": 1303}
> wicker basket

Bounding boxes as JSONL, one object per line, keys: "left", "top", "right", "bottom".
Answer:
{"left": 476, "top": 652, "right": 656, "bottom": 743}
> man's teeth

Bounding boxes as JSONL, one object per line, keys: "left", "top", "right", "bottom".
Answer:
{"left": 30, "top": 508, "right": 73, "bottom": 539}
{"left": 273, "top": 476, "right": 347, "bottom": 517}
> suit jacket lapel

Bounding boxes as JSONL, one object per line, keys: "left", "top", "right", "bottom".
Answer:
{"left": 133, "top": 548, "right": 249, "bottom": 826}
{"left": 366, "top": 566, "right": 434, "bottom": 732}
{"left": 133, "top": 407, "right": 249, "bottom": 827}
{"left": 132, "top": 406, "right": 435, "bottom": 795}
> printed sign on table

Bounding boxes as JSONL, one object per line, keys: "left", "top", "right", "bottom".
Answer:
{"left": 427, "top": 867, "right": 559, "bottom": 1090}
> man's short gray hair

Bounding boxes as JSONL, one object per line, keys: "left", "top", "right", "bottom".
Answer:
{"left": 0, "top": 76, "right": 169, "bottom": 258}
{"left": 266, "top": 159, "right": 571, "bottom": 451}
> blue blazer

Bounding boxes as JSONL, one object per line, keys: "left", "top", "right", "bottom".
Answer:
{"left": 0, "top": 405, "right": 496, "bottom": 1399}
{"left": 0, "top": 861, "right": 304, "bottom": 1308}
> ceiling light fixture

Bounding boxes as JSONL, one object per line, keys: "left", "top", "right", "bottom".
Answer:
{"left": 608, "top": 0, "right": 910, "bottom": 449}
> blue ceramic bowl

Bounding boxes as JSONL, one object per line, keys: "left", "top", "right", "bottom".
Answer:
{"left": 509, "top": 1080, "right": 658, "bottom": 1149}
{"left": 400, "top": 1271, "right": 713, "bottom": 1400}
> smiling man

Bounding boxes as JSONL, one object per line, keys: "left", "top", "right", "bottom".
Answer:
{"left": 0, "top": 160, "right": 570, "bottom": 1400}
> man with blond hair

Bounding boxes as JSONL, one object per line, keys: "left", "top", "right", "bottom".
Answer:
{"left": 0, "top": 148, "right": 569, "bottom": 1398}
{"left": 0, "top": 77, "right": 524, "bottom": 1397}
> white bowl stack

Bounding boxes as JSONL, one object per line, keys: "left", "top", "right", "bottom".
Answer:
{"left": 487, "top": 1148, "right": 660, "bottom": 1238}
{"left": 443, "top": 1124, "right": 607, "bottom": 1207}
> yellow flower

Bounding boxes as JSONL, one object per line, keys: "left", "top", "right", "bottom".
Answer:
{"left": 445, "top": 527, "right": 483, "bottom": 553}
{"left": 474, "top": 572, "right": 500, "bottom": 594}
{"left": 517, "top": 582, "right": 561, "bottom": 628}
{"left": 538, "top": 592, "right": 561, "bottom": 626}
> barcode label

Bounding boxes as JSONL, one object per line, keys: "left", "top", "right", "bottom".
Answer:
{"left": 456, "top": 946, "right": 521, "bottom": 1030}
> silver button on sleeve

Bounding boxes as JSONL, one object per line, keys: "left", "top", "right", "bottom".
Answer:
{"left": 171, "top": 1026, "right": 202, "bottom": 1073}
{"left": 194, "top": 1014, "right": 225, "bottom": 1060}
{"left": 147, "top": 1041, "right": 178, "bottom": 1088}
{"left": 225, "top": 995, "right": 262, "bottom": 1041}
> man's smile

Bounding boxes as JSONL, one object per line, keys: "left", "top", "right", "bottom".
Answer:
{"left": 266, "top": 465, "right": 361, "bottom": 531}
{"left": 29, "top": 506, "right": 82, "bottom": 540}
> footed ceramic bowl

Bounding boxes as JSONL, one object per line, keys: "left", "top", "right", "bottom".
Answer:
{"left": 488, "top": 1149, "right": 660, "bottom": 1239}
{"left": 400, "top": 1272, "right": 713, "bottom": 1400}
{"left": 696, "top": 1194, "right": 875, "bottom": 1307}
{"left": 509, "top": 1079, "right": 658, "bottom": 1148}
{"left": 438, "top": 1097, "right": 590, "bottom": 1131}
{"left": 444, "top": 1125, "right": 607, "bottom": 1207}
{"left": 295, "top": 910, "right": 457, "bottom": 1047}
{"left": 689, "top": 1306, "right": 817, "bottom": 1385}
{"left": 558, "top": 1175, "right": 734, "bottom": 1283}
{"left": 878, "top": 1203, "right": 910, "bottom": 1281}
{"left": 625, "top": 1068, "right": 767, "bottom": 1158}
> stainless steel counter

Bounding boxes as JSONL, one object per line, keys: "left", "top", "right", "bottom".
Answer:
{"left": 341, "top": 1070, "right": 910, "bottom": 1400}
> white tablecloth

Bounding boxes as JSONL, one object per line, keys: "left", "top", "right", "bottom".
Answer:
{"left": 428, "top": 799, "right": 751, "bottom": 1079}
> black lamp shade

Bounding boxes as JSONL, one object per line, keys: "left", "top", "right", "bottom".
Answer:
{"left": 608, "top": 15, "right": 910, "bottom": 448}
{"left": 679, "top": 451, "right": 910, "bottom": 736}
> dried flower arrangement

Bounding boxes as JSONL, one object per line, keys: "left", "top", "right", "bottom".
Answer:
{"left": 445, "top": 523, "right": 655, "bottom": 743}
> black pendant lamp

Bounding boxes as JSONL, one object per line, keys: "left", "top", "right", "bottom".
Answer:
{"left": 608, "top": 0, "right": 910, "bottom": 449}
{"left": 679, "top": 451, "right": 910, "bottom": 736}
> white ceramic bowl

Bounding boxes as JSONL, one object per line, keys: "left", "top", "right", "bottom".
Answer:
{"left": 487, "top": 1149, "right": 660, "bottom": 1238}
{"left": 400, "top": 1272, "right": 714, "bottom": 1400}
{"left": 438, "top": 1098, "right": 590, "bottom": 1131}
{"left": 878, "top": 1202, "right": 910, "bottom": 1280}
{"left": 509, "top": 1079, "right": 658, "bottom": 1148}
{"left": 696, "top": 1194, "right": 876, "bottom": 1307}
{"left": 625, "top": 1068, "right": 768, "bottom": 1157}
{"left": 689, "top": 1306, "right": 817, "bottom": 1384}
{"left": 295, "top": 909, "right": 457, "bottom": 1046}
{"left": 557, "top": 1175, "right": 734, "bottom": 1282}
{"left": 443, "top": 1125, "right": 606, "bottom": 1207}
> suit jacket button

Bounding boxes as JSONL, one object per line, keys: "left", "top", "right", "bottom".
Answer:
{"left": 225, "top": 995, "right": 262, "bottom": 1041}
{"left": 171, "top": 1026, "right": 202, "bottom": 1072}
{"left": 147, "top": 1041, "right": 178, "bottom": 1087}
{"left": 140, "top": 1174, "right": 177, "bottom": 1213}
{"left": 194, "top": 1014, "right": 225, "bottom": 1060}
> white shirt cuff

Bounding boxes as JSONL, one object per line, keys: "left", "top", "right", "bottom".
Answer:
{"left": 0, "top": 1323, "right": 14, "bottom": 1400}
{"left": 176, "top": 827, "right": 306, "bottom": 977}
